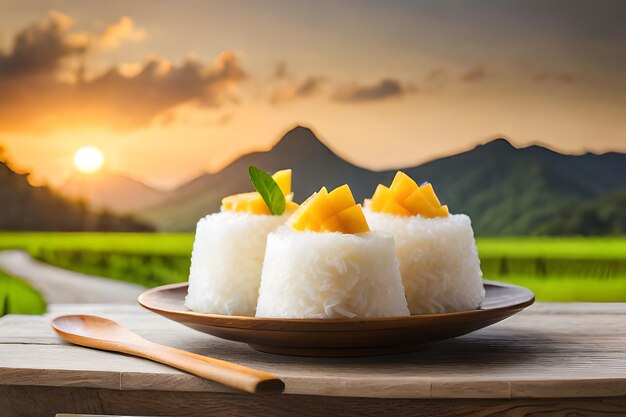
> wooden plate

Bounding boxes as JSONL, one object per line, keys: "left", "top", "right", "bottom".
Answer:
{"left": 138, "top": 281, "right": 534, "bottom": 357}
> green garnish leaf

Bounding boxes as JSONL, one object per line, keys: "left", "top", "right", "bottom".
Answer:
{"left": 248, "top": 166, "right": 286, "bottom": 215}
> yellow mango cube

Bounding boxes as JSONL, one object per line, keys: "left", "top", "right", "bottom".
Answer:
{"left": 403, "top": 188, "right": 433, "bottom": 215}
{"left": 419, "top": 183, "right": 441, "bottom": 208}
{"left": 367, "top": 171, "right": 448, "bottom": 218}
{"left": 290, "top": 212, "right": 320, "bottom": 231}
{"left": 369, "top": 184, "right": 391, "bottom": 212}
{"left": 319, "top": 216, "right": 346, "bottom": 233}
{"left": 327, "top": 184, "right": 356, "bottom": 212}
{"left": 285, "top": 200, "right": 299, "bottom": 212}
{"left": 272, "top": 169, "right": 292, "bottom": 196}
{"left": 336, "top": 204, "right": 370, "bottom": 233}
{"left": 222, "top": 200, "right": 233, "bottom": 211}
{"left": 433, "top": 204, "right": 449, "bottom": 217}
{"left": 249, "top": 194, "right": 272, "bottom": 215}
{"left": 305, "top": 187, "right": 336, "bottom": 223}
{"left": 382, "top": 198, "right": 413, "bottom": 217}
{"left": 222, "top": 192, "right": 269, "bottom": 214}
{"left": 288, "top": 185, "right": 370, "bottom": 233}
{"left": 288, "top": 190, "right": 323, "bottom": 231}
{"left": 419, "top": 204, "right": 449, "bottom": 218}
{"left": 389, "top": 171, "right": 418, "bottom": 201}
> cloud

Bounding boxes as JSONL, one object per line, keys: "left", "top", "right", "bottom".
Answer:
{"left": 95, "top": 16, "right": 146, "bottom": 50}
{"left": 533, "top": 72, "right": 579, "bottom": 83}
{"left": 0, "top": 12, "right": 246, "bottom": 132}
{"left": 273, "top": 61, "right": 288, "bottom": 79}
{"left": 270, "top": 76, "right": 326, "bottom": 104}
{"left": 424, "top": 68, "right": 446, "bottom": 83}
{"left": 216, "top": 113, "right": 233, "bottom": 126}
{"left": 333, "top": 78, "right": 415, "bottom": 102}
{"left": 79, "top": 52, "right": 245, "bottom": 126}
{"left": 0, "top": 11, "right": 88, "bottom": 78}
{"left": 459, "top": 66, "right": 486, "bottom": 82}
{"left": 422, "top": 68, "right": 449, "bottom": 91}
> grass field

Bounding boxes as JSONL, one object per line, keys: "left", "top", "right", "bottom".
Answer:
{"left": 0, "top": 233, "right": 624, "bottom": 312}
{"left": 0, "top": 232, "right": 193, "bottom": 255}
{"left": 3, "top": 233, "right": 625, "bottom": 258}
{"left": 0, "top": 270, "right": 46, "bottom": 315}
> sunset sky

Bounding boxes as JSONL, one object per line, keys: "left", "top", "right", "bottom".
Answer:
{"left": 1, "top": 0, "right": 625, "bottom": 189}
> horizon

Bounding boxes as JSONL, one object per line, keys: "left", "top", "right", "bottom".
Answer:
{"left": 4, "top": 126, "right": 622, "bottom": 192}
{"left": 1, "top": 1, "right": 625, "bottom": 188}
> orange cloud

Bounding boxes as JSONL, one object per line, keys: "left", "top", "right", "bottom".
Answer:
{"left": 533, "top": 72, "right": 580, "bottom": 83}
{"left": 0, "top": 11, "right": 88, "bottom": 78}
{"left": 459, "top": 66, "right": 486, "bottom": 82}
{"left": 273, "top": 61, "right": 288, "bottom": 79}
{"left": 270, "top": 75, "right": 326, "bottom": 104}
{"left": 0, "top": 12, "right": 246, "bottom": 132}
{"left": 333, "top": 79, "right": 416, "bottom": 102}
{"left": 96, "top": 16, "right": 146, "bottom": 50}
{"left": 421, "top": 68, "right": 449, "bottom": 92}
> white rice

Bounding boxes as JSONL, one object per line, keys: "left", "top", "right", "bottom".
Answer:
{"left": 364, "top": 209, "right": 485, "bottom": 314}
{"left": 185, "top": 211, "right": 289, "bottom": 316}
{"left": 256, "top": 228, "right": 410, "bottom": 318}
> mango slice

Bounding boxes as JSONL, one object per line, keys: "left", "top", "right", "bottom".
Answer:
{"left": 419, "top": 183, "right": 442, "bottom": 208}
{"left": 320, "top": 216, "right": 345, "bottom": 233}
{"left": 305, "top": 187, "right": 336, "bottom": 223}
{"left": 327, "top": 184, "right": 356, "bottom": 212}
{"left": 368, "top": 184, "right": 391, "bottom": 212}
{"left": 335, "top": 204, "right": 369, "bottom": 234}
{"left": 288, "top": 185, "right": 370, "bottom": 234}
{"left": 389, "top": 171, "right": 418, "bottom": 201}
{"left": 368, "top": 171, "right": 448, "bottom": 218}
{"left": 221, "top": 169, "right": 298, "bottom": 215}
{"left": 272, "top": 169, "right": 291, "bottom": 196}
{"left": 383, "top": 198, "right": 413, "bottom": 217}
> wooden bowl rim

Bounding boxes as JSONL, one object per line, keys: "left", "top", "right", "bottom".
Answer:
{"left": 138, "top": 280, "right": 535, "bottom": 326}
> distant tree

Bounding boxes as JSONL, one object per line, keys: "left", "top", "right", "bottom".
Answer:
{"left": 0, "top": 158, "right": 154, "bottom": 232}
{"left": 538, "top": 189, "right": 626, "bottom": 235}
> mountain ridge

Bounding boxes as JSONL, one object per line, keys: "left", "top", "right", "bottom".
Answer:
{"left": 138, "top": 126, "right": 626, "bottom": 234}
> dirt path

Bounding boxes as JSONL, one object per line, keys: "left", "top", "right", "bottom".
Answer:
{"left": 0, "top": 250, "right": 146, "bottom": 304}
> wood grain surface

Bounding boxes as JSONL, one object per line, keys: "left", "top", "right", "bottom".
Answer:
{"left": 2, "top": 386, "right": 625, "bottom": 417}
{"left": 1, "top": 302, "right": 625, "bottom": 416}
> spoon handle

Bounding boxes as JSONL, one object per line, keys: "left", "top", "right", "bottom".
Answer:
{"left": 126, "top": 341, "right": 285, "bottom": 394}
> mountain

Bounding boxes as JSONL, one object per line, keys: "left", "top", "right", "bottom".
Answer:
{"left": 61, "top": 171, "right": 165, "bottom": 213}
{"left": 537, "top": 188, "right": 626, "bottom": 235}
{"left": 139, "top": 127, "right": 385, "bottom": 231}
{"left": 139, "top": 126, "right": 626, "bottom": 235}
{"left": 402, "top": 138, "right": 626, "bottom": 235}
{"left": 0, "top": 160, "right": 154, "bottom": 232}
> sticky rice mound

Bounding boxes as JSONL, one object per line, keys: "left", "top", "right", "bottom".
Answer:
{"left": 256, "top": 228, "right": 410, "bottom": 318}
{"left": 364, "top": 209, "right": 484, "bottom": 314}
{"left": 185, "top": 211, "right": 289, "bottom": 316}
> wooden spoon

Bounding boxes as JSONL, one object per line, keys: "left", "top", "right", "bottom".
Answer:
{"left": 51, "top": 314, "right": 285, "bottom": 394}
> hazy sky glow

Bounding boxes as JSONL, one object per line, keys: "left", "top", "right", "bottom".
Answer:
{"left": 1, "top": 0, "right": 625, "bottom": 188}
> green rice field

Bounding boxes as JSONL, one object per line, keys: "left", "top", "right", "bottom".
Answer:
{"left": 0, "top": 233, "right": 625, "bottom": 316}
{"left": 0, "top": 270, "right": 46, "bottom": 316}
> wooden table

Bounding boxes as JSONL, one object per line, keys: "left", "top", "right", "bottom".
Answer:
{"left": 1, "top": 303, "right": 625, "bottom": 417}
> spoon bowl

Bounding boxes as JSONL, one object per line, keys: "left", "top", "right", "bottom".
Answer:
{"left": 53, "top": 315, "right": 145, "bottom": 345}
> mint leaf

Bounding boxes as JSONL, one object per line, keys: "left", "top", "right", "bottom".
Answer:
{"left": 248, "top": 166, "right": 286, "bottom": 215}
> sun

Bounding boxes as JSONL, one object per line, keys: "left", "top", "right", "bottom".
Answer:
{"left": 74, "top": 146, "right": 105, "bottom": 174}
